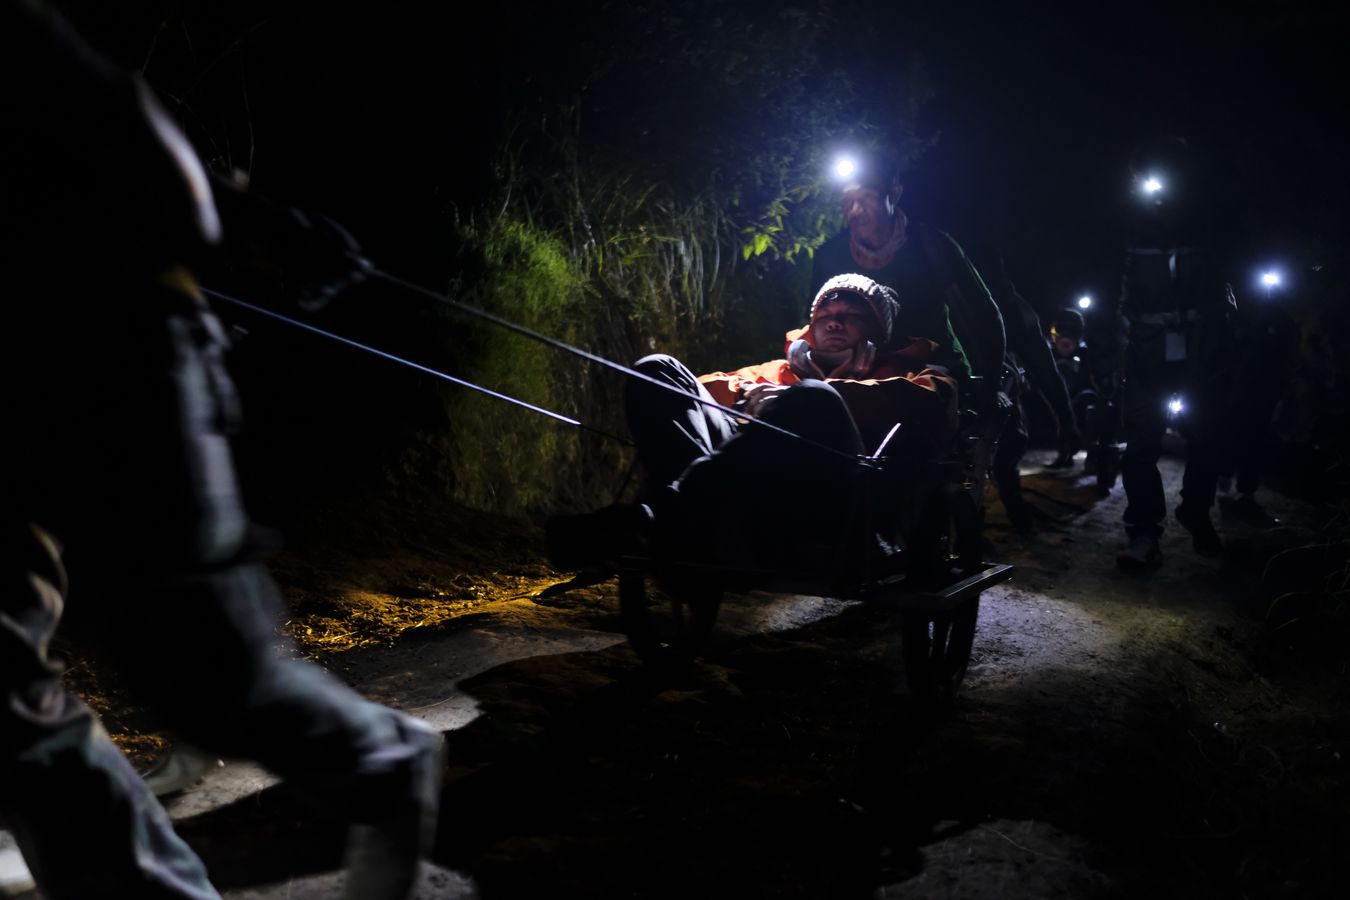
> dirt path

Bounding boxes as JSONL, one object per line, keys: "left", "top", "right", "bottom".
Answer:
{"left": 374, "top": 453, "right": 1341, "bottom": 900}
{"left": 9, "top": 453, "right": 1346, "bottom": 899}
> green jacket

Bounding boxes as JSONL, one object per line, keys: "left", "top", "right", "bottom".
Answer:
{"left": 810, "top": 223, "right": 1006, "bottom": 401}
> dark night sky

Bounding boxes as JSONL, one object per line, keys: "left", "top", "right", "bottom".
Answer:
{"left": 886, "top": 3, "right": 1350, "bottom": 310}
{"left": 58, "top": 1, "right": 1350, "bottom": 317}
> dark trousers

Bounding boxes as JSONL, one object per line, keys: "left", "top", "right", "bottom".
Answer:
{"left": 624, "top": 354, "right": 866, "bottom": 569}
{"left": 3, "top": 285, "right": 430, "bottom": 898}
{"left": 1120, "top": 354, "right": 1226, "bottom": 540}
{"left": 992, "top": 404, "right": 1031, "bottom": 530}
{"left": 2, "top": 523, "right": 218, "bottom": 899}
{"left": 1218, "top": 382, "right": 1283, "bottom": 497}
{"left": 624, "top": 354, "right": 741, "bottom": 490}
{"left": 1072, "top": 389, "right": 1104, "bottom": 447}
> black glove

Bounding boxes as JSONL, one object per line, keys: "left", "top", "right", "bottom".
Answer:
{"left": 211, "top": 172, "right": 370, "bottom": 311}
{"left": 282, "top": 207, "right": 372, "bottom": 311}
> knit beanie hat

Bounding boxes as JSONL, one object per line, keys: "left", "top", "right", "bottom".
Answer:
{"left": 808, "top": 273, "right": 899, "bottom": 345}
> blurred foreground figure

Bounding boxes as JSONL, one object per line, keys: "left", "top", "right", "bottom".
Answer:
{"left": 0, "top": 3, "right": 441, "bottom": 898}
{"left": 1107, "top": 137, "right": 1240, "bottom": 568}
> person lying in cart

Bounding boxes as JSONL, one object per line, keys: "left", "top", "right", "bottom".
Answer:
{"left": 549, "top": 273, "right": 959, "bottom": 577}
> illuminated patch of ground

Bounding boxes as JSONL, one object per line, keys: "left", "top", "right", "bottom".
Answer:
{"left": 267, "top": 491, "right": 578, "bottom": 656}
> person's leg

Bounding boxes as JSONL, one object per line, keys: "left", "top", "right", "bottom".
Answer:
{"left": 1070, "top": 390, "right": 1101, "bottom": 470}
{"left": 63, "top": 290, "right": 439, "bottom": 900}
{"left": 992, "top": 407, "right": 1032, "bottom": 533}
{"left": 1176, "top": 382, "right": 1227, "bottom": 555}
{"left": 1, "top": 522, "right": 218, "bottom": 900}
{"left": 94, "top": 561, "right": 442, "bottom": 900}
{"left": 1119, "top": 373, "right": 1168, "bottom": 541}
{"left": 752, "top": 378, "right": 866, "bottom": 457}
{"left": 100, "top": 562, "right": 434, "bottom": 802}
{"left": 1178, "top": 419, "right": 1222, "bottom": 515}
{"left": 1233, "top": 444, "right": 1261, "bottom": 498}
{"left": 1226, "top": 393, "right": 1280, "bottom": 525}
{"left": 1117, "top": 361, "right": 1168, "bottom": 566}
{"left": 1179, "top": 432, "right": 1221, "bottom": 513}
{"left": 547, "top": 353, "right": 719, "bottom": 567}
{"left": 624, "top": 354, "right": 738, "bottom": 489}
{"left": 1075, "top": 390, "right": 1101, "bottom": 448}
{"left": 670, "top": 380, "right": 865, "bottom": 571}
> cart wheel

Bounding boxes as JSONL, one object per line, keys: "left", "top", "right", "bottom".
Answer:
{"left": 902, "top": 484, "right": 983, "bottom": 707}
{"left": 909, "top": 483, "right": 982, "bottom": 586}
{"left": 901, "top": 595, "right": 981, "bottom": 709}
{"left": 618, "top": 569, "right": 721, "bottom": 668}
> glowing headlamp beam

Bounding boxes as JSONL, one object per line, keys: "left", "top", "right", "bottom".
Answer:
{"left": 1261, "top": 271, "right": 1281, "bottom": 287}
{"left": 833, "top": 155, "right": 858, "bottom": 181}
{"left": 1142, "top": 176, "right": 1163, "bottom": 194}
{"left": 1167, "top": 397, "right": 1185, "bottom": 416}
{"left": 1077, "top": 295, "right": 1093, "bottom": 310}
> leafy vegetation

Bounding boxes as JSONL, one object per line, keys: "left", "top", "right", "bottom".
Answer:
{"left": 442, "top": 1, "right": 934, "bottom": 515}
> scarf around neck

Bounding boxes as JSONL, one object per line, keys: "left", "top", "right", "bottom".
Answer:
{"left": 787, "top": 338, "right": 876, "bottom": 381}
{"left": 849, "top": 209, "right": 909, "bottom": 270}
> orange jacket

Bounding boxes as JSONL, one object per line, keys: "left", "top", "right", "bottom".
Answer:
{"left": 698, "top": 329, "right": 960, "bottom": 454}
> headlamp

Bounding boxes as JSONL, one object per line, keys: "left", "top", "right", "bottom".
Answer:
{"left": 833, "top": 155, "right": 858, "bottom": 181}
{"left": 1077, "top": 295, "right": 1093, "bottom": 310}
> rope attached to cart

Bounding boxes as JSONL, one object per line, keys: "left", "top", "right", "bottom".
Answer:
{"left": 203, "top": 271, "right": 876, "bottom": 467}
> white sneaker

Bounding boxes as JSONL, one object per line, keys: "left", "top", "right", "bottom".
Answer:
{"left": 0, "top": 831, "right": 35, "bottom": 897}
{"left": 142, "top": 744, "right": 219, "bottom": 797}
{"left": 343, "top": 717, "right": 445, "bottom": 900}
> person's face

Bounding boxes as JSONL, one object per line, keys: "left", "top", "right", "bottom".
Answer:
{"left": 841, "top": 182, "right": 901, "bottom": 248}
{"left": 1053, "top": 334, "right": 1079, "bottom": 358}
{"left": 812, "top": 297, "right": 874, "bottom": 353}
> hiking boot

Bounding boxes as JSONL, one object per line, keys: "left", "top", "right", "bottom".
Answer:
{"left": 1220, "top": 494, "right": 1280, "bottom": 527}
{"left": 1116, "top": 535, "right": 1162, "bottom": 569}
{"left": 1176, "top": 505, "right": 1223, "bottom": 557}
{"left": 545, "top": 504, "right": 653, "bottom": 570}
{"left": 343, "top": 716, "right": 444, "bottom": 900}
{"left": 0, "top": 832, "right": 35, "bottom": 897}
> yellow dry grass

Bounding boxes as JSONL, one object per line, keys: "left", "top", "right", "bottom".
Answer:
{"left": 282, "top": 570, "right": 564, "bottom": 656}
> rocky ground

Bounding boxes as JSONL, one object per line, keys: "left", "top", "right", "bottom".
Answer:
{"left": 8, "top": 451, "right": 1348, "bottom": 898}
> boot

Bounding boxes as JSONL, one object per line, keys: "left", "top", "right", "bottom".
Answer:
{"left": 1117, "top": 534, "right": 1162, "bottom": 569}
{"left": 343, "top": 716, "right": 444, "bottom": 900}
{"left": 1175, "top": 505, "right": 1223, "bottom": 557}
{"left": 1220, "top": 494, "right": 1279, "bottom": 527}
